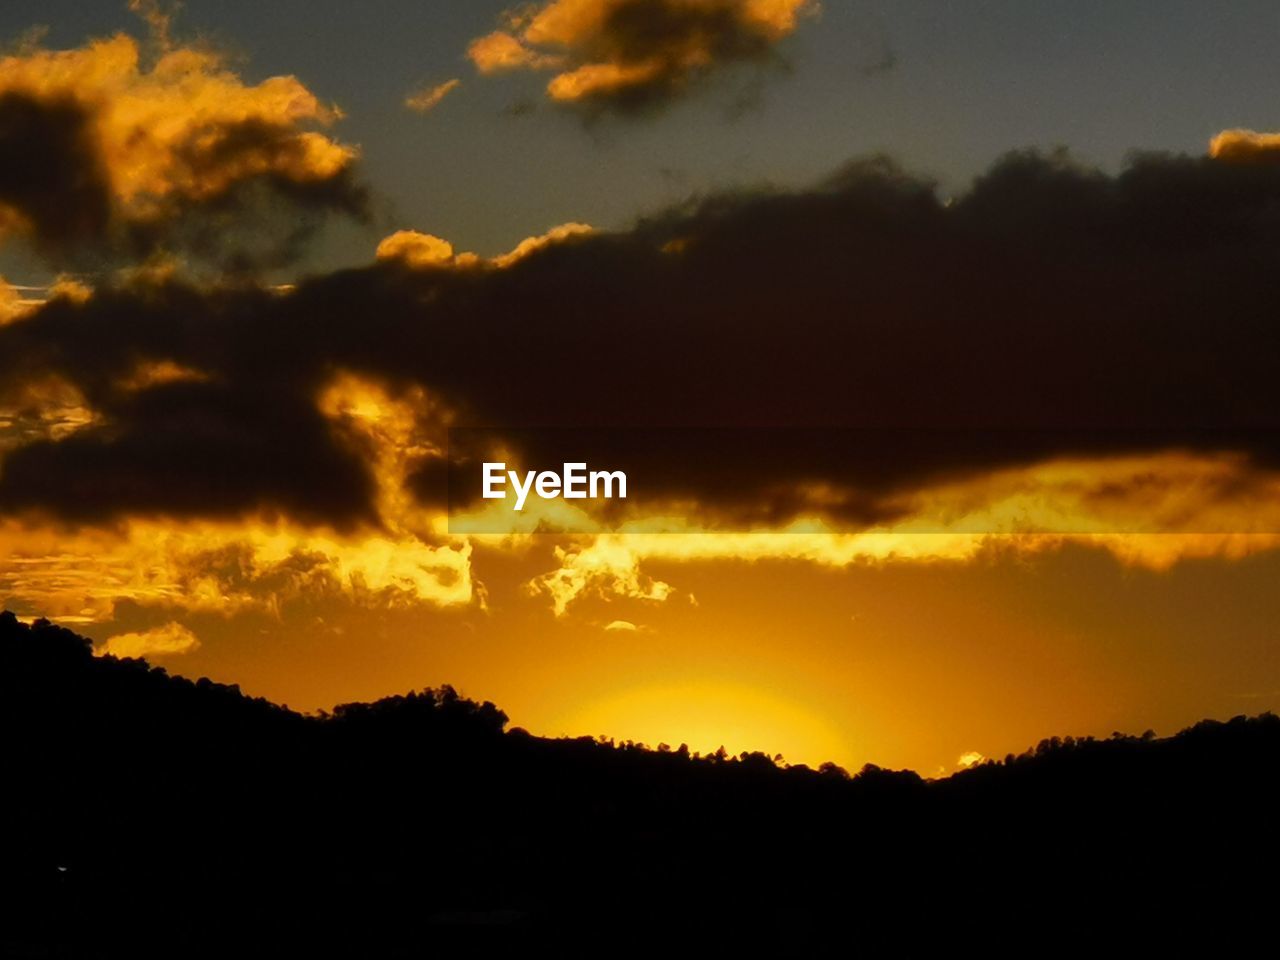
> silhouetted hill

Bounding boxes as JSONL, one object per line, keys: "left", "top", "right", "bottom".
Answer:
{"left": 2, "top": 611, "right": 1276, "bottom": 956}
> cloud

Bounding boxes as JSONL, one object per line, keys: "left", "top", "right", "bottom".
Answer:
{"left": 0, "top": 24, "right": 365, "bottom": 268}
{"left": 467, "top": 0, "right": 818, "bottom": 114}
{"left": 375, "top": 222, "right": 593, "bottom": 269}
{"left": 603, "top": 619, "right": 639, "bottom": 631}
{"left": 522, "top": 519, "right": 1280, "bottom": 615}
{"left": 99, "top": 620, "right": 199, "bottom": 658}
{"left": 1208, "top": 129, "right": 1280, "bottom": 163}
{"left": 492, "top": 222, "right": 594, "bottom": 266}
{"left": 0, "top": 511, "right": 474, "bottom": 623}
{"left": 0, "top": 374, "right": 474, "bottom": 622}
{"left": 127, "top": 0, "right": 176, "bottom": 49}
{"left": 469, "top": 31, "right": 564, "bottom": 74}
{"left": 12, "top": 144, "right": 1280, "bottom": 532}
{"left": 115, "top": 359, "right": 210, "bottom": 393}
{"left": 376, "top": 230, "right": 463, "bottom": 267}
{"left": 0, "top": 276, "right": 91, "bottom": 327}
{"left": 532, "top": 538, "right": 673, "bottom": 615}
{"left": 405, "top": 78, "right": 461, "bottom": 114}
{"left": 0, "top": 372, "right": 100, "bottom": 453}
{"left": 0, "top": 277, "right": 32, "bottom": 326}
{"left": 7, "top": 139, "right": 1280, "bottom": 616}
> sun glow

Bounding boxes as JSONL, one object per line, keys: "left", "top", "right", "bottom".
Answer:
{"left": 554, "top": 680, "right": 851, "bottom": 768}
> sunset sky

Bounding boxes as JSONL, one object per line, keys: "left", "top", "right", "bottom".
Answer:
{"left": 3, "top": 0, "right": 1280, "bottom": 774}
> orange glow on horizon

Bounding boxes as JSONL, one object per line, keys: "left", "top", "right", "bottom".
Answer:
{"left": 550, "top": 680, "right": 851, "bottom": 768}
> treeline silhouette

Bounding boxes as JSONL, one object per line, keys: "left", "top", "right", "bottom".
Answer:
{"left": 2, "top": 611, "right": 1276, "bottom": 956}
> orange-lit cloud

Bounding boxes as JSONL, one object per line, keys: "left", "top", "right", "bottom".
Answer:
{"left": 0, "top": 371, "right": 473, "bottom": 623}
{"left": 5, "top": 415, "right": 1280, "bottom": 634}
{"left": 0, "top": 277, "right": 36, "bottom": 326}
{"left": 1209, "top": 128, "right": 1280, "bottom": 163}
{"left": 100, "top": 619, "right": 199, "bottom": 658}
{"left": 127, "top": 0, "right": 176, "bottom": 49}
{"left": 0, "top": 373, "right": 100, "bottom": 451}
{"left": 7, "top": 147, "right": 1280, "bottom": 628}
{"left": 0, "top": 276, "right": 91, "bottom": 326}
{"left": 492, "top": 222, "right": 594, "bottom": 265}
{"left": 469, "top": 30, "right": 564, "bottom": 74}
{"left": 513, "top": 452, "right": 1280, "bottom": 614}
{"left": 0, "top": 18, "right": 363, "bottom": 264}
{"left": 0, "top": 278, "right": 23, "bottom": 325}
{"left": 0, "top": 513, "right": 473, "bottom": 624}
{"left": 375, "top": 222, "right": 593, "bottom": 269}
{"left": 528, "top": 529, "right": 1280, "bottom": 616}
{"left": 8, "top": 417, "right": 1279, "bottom": 626}
{"left": 114, "top": 359, "right": 211, "bottom": 393}
{"left": 468, "top": 0, "right": 818, "bottom": 112}
{"left": 405, "top": 78, "right": 461, "bottom": 113}
{"left": 376, "top": 230, "right": 472, "bottom": 268}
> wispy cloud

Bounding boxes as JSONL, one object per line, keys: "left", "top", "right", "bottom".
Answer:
{"left": 100, "top": 620, "right": 200, "bottom": 658}
{"left": 405, "top": 78, "right": 461, "bottom": 113}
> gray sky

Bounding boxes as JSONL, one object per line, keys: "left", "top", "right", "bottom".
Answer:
{"left": 3, "top": 0, "right": 1278, "bottom": 278}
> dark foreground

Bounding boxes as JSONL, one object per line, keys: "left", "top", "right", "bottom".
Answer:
{"left": 2, "top": 611, "right": 1276, "bottom": 956}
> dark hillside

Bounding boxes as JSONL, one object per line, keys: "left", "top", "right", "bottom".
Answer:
{"left": 2, "top": 611, "right": 1275, "bottom": 956}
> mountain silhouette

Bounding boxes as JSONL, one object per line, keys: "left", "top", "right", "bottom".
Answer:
{"left": 2, "top": 610, "right": 1276, "bottom": 956}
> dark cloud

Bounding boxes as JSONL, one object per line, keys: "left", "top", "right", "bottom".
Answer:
{"left": 3, "top": 146, "right": 1280, "bottom": 527}
{"left": 0, "top": 380, "right": 376, "bottom": 527}
{"left": 0, "top": 286, "right": 376, "bottom": 525}
{"left": 0, "top": 92, "right": 113, "bottom": 256}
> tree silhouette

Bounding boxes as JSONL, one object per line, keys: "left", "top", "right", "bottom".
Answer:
{"left": 1, "top": 609, "right": 1276, "bottom": 956}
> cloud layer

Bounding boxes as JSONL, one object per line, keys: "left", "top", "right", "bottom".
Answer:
{"left": 5, "top": 137, "right": 1280, "bottom": 615}
{"left": 5, "top": 145, "right": 1280, "bottom": 529}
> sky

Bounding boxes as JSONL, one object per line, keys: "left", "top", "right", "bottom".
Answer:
{"left": 4, "top": 0, "right": 1280, "bottom": 268}
{"left": 2, "top": 0, "right": 1280, "bottom": 774}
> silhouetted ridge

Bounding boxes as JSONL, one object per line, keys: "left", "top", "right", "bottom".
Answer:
{"left": 2, "top": 610, "right": 1277, "bottom": 957}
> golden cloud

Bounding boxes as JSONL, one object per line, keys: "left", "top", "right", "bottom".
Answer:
{"left": 0, "top": 23, "right": 363, "bottom": 263}
{"left": 0, "top": 373, "right": 100, "bottom": 451}
{"left": 0, "top": 277, "right": 30, "bottom": 326}
{"left": 0, "top": 372, "right": 474, "bottom": 623}
{"left": 6, "top": 400, "right": 1280, "bottom": 624}
{"left": 469, "top": 31, "right": 564, "bottom": 74}
{"left": 510, "top": 452, "right": 1280, "bottom": 613}
{"left": 493, "top": 222, "right": 594, "bottom": 266}
{"left": 1209, "top": 128, "right": 1280, "bottom": 163}
{"left": 6, "top": 145, "right": 1280, "bottom": 626}
{"left": 467, "top": 0, "right": 818, "bottom": 112}
{"left": 405, "top": 78, "right": 461, "bottom": 113}
{"left": 376, "top": 230, "right": 463, "bottom": 267}
{"left": 99, "top": 620, "right": 200, "bottom": 658}
{"left": 0, "top": 511, "right": 474, "bottom": 624}
{"left": 375, "top": 223, "right": 593, "bottom": 270}
{"left": 603, "top": 619, "right": 640, "bottom": 631}
{"left": 0, "top": 276, "right": 90, "bottom": 326}
{"left": 114, "top": 359, "right": 211, "bottom": 393}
